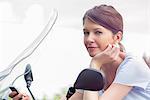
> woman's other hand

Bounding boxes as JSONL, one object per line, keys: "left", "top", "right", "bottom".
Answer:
{"left": 143, "top": 52, "right": 150, "bottom": 68}
{"left": 9, "top": 91, "right": 30, "bottom": 100}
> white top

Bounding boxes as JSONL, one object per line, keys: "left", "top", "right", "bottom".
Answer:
{"left": 77, "top": 53, "right": 150, "bottom": 100}
{"left": 113, "top": 53, "right": 150, "bottom": 100}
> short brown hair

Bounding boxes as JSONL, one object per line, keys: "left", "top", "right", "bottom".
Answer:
{"left": 83, "top": 4, "right": 123, "bottom": 34}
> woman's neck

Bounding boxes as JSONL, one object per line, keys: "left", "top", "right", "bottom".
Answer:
{"left": 102, "top": 52, "right": 125, "bottom": 90}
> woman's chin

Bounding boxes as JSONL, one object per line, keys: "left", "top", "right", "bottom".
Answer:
{"left": 89, "top": 52, "right": 97, "bottom": 57}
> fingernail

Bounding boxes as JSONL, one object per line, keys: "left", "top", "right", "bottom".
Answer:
{"left": 115, "top": 43, "right": 120, "bottom": 48}
{"left": 108, "top": 44, "right": 112, "bottom": 47}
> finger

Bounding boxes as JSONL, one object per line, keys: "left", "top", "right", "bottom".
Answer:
{"left": 13, "top": 93, "right": 23, "bottom": 100}
{"left": 110, "top": 45, "right": 120, "bottom": 60}
{"left": 9, "top": 91, "right": 18, "bottom": 98}
{"left": 22, "top": 96, "right": 30, "bottom": 100}
{"left": 115, "top": 42, "right": 120, "bottom": 48}
{"left": 103, "top": 44, "right": 112, "bottom": 52}
{"left": 22, "top": 94, "right": 30, "bottom": 100}
{"left": 110, "top": 44, "right": 120, "bottom": 55}
{"left": 113, "top": 49, "right": 120, "bottom": 60}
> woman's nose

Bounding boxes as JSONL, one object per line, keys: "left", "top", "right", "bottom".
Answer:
{"left": 86, "top": 33, "right": 95, "bottom": 43}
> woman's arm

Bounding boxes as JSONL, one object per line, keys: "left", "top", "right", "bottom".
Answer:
{"left": 69, "top": 92, "right": 83, "bottom": 100}
{"left": 83, "top": 83, "right": 132, "bottom": 100}
{"left": 83, "top": 91, "right": 99, "bottom": 100}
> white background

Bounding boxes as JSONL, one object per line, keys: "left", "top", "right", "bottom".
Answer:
{"left": 0, "top": 0, "right": 150, "bottom": 99}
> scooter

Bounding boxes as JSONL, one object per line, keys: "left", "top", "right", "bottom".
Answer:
{"left": 0, "top": 9, "right": 58, "bottom": 99}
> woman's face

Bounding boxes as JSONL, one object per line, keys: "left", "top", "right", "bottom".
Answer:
{"left": 83, "top": 18, "right": 116, "bottom": 57}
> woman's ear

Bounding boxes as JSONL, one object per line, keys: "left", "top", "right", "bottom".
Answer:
{"left": 114, "top": 31, "right": 123, "bottom": 43}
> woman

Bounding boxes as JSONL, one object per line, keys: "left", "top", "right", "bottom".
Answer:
{"left": 71, "top": 4, "right": 150, "bottom": 100}
{"left": 9, "top": 4, "right": 150, "bottom": 100}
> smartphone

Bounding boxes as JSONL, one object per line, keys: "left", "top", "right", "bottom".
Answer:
{"left": 9, "top": 86, "right": 19, "bottom": 94}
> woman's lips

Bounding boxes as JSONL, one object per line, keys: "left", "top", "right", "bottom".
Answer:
{"left": 87, "top": 47, "right": 98, "bottom": 51}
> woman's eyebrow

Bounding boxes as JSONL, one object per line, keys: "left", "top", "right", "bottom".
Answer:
{"left": 83, "top": 27, "right": 103, "bottom": 31}
{"left": 93, "top": 28, "right": 103, "bottom": 31}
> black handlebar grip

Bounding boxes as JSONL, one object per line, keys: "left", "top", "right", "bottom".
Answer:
{"left": 74, "top": 68, "right": 104, "bottom": 91}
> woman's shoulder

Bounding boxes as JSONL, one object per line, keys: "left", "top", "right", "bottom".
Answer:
{"left": 118, "top": 53, "right": 150, "bottom": 72}
{"left": 115, "top": 52, "right": 150, "bottom": 82}
{"left": 113, "top": 53, "right": 150, "bottom": 89}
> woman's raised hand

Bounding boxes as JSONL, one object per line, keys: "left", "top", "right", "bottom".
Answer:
{"left": 90, "top": 44, "right": 120, "bottom": 70}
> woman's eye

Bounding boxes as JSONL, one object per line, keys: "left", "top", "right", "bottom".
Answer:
{"left": 95, "top": 31, "right": 102, "bottom": 35}
{"left": 83, "top": 31, "right": 89, "bottom": 35}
